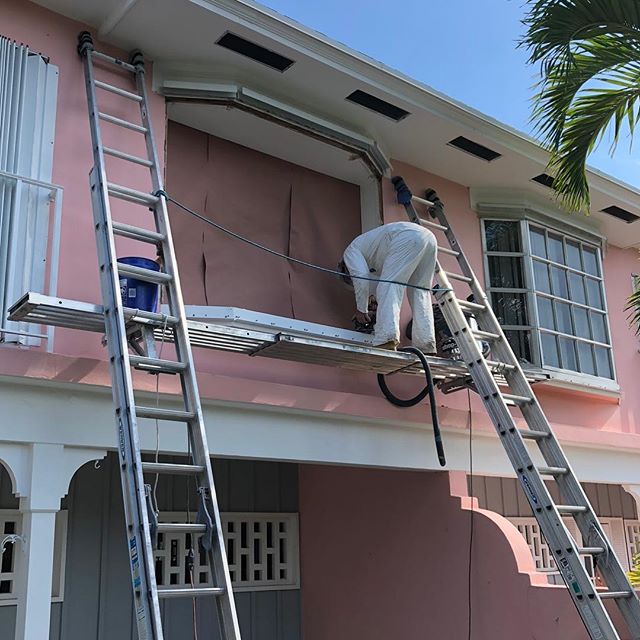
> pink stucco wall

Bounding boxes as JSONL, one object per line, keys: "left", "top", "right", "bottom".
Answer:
{"left": 299, "top": 464, "right": 630, "bottom": 639}
{"left": 2, "top": 0, "right": 640, "bottom": 452}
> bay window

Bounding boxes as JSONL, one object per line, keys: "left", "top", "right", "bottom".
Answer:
{"left": 483, "top": 219, "right": 614, "bottom": 381}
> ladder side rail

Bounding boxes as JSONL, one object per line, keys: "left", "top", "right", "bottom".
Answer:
{"left": 406, "top": 200, "right": 623, "bottom": 639}
{"left": 132, "top": 60, "right": 242, "bottom": 638}
{"left": 427, "top": 198, "right": 640, "bottom": 633}
{"left": 81, "top": 49, "right": 161, "bottom": 640}
{"left": 434, "top": 265, "right": 622, "bottom": 639}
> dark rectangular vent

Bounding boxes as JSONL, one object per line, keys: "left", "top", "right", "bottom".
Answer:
{"left": 447, "top": 136, "right": 501, "bottom": 161}
{"left": 601, "top": 205, "right": 640, "bottom": 223}
{"left": 345, "top": 90, "right": 410, "bottom": 122}
{"left": 532, "top": 173, "right": 555, "bottom": 188}
{"left": 216, "top": 32, "right": 294, "bottom": 72}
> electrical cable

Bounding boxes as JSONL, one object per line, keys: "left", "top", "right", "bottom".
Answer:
{"left": 154, "top": 190, "right": 449, "bottom": 296}
{"left": 467, "top": 388, "right": 474, "bottom": 640}
{"left": 376, "top": 346, "right": 445, "bottom": 467}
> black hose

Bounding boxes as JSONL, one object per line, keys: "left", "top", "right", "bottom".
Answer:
{"left": 377, "top": 347, "right": 446, "bottom": 467}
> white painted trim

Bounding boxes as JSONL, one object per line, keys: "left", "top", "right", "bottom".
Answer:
{"left": 1, "top": 377, "right": 640, "bottom": 484}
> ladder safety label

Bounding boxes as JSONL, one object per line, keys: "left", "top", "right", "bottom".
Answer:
{"left": 129, "top": 536, "right": 141, "bottom": 589}
{"left": 118, "top": 418, "right": 126, "bottom": 460}
{"left": 520, "top": 474, "right": 538, "bottom": 505}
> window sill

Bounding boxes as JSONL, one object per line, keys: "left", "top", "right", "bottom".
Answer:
{"left": 539, "top": 367, "right": 620, "bottom": 399}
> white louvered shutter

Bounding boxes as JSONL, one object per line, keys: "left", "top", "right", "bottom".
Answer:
{"left": 0, "top": 36, "right": 58, "bottom": 343}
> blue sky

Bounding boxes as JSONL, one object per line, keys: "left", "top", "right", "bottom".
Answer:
{"left": 259, "top": 0, "right": 640, "bottom": 189}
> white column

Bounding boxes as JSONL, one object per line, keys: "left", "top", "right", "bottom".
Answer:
{"left": 6, "top": 443, "right": 106, "bottom": 640}
{"left": 14, "top": 507, "right": 58, "bottom": 640}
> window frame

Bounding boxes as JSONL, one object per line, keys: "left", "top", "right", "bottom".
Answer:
{"left": 481, "top": 216, "right": 617, "bottom": 386}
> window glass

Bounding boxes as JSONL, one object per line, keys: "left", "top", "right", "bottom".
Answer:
{"left": 559, "top": 337, "right": 577, "bottom": 371}
{"left": 488, "top": 256, "right": 524, "bottom": 288}
{"left": 529, "top": 227, "right": 547, "bottom": 258}
{"left": 548, "top": 233, "right": 564, "bottom": 263}
{"left": 595, "top": 346, "right": 612, "bottom": 378}
{"left": 485, "top": 221, "right": 521, "bottom": 252}
{"left": 537, "top": 296, "right": 554, "bottom": 330}
{"left": 577, "top": 341, "right": 596, "bottom": 376}
{"left": 586, "top": 278, "right": 604, "bottom": 309}
{"left": 555, "top": 301, "right": 573, "bottom": 334}
{"left": 550, "top": 266, "right": 568, "bottom": 299}
{"left": 504, "top": 330, "right": 532, "bottom": 362}
{"left": 492, "top": 292, "right": 527, "bottom": 326}
{"left": 590, "top": 312, "right": 607, "bottom": 343}
{"left": 566, "top": 241, "right": 582, "bottom": 271}
{"left": 541, "top": 333, "right": 560, "bottom": 367}
{"left": 583, "top": 247, "right": 599, "bottom": 276}
{"left": 533, "top": 260, "right": 551, "bottom": 294}
{"left": 573, "top": 307, "right": 591, "bottom": 339}
{"left": 568, "top": 272, "right": 586, "bottom": 305}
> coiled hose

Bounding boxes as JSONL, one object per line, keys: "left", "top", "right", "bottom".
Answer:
{"left": 377, "top": 346, "right": 446, "bottom": 466}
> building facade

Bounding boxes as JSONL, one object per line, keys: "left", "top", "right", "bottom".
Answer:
{"left": 2, "top": 0, "right": 640, "bottom": 638}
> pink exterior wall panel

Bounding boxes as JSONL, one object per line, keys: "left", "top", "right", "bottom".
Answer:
{"left": 299, "top": 464, "right": 630, "bottom": 639}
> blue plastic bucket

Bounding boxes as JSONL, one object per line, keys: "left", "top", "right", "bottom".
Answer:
{"left": 117, "top": 256, "right": 160, "bottom": 312}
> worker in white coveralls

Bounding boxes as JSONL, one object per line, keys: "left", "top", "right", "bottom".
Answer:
{"left": 340, "top": 221, "right": 438, "bottom": 353}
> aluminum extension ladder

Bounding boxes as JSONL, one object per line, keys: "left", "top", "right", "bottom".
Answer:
{"left": 392, "top": 177, "right": 640, "bottom": 640}
{"left": 77, "top": 33, "right": 241, "bottom": 640}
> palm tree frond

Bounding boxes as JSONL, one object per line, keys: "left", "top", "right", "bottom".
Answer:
{"left": 625, "top": 288, "right": 640, "bottom": 335}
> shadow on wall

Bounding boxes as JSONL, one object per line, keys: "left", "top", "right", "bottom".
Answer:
{"left": 298, "top": 466, "right": 623, "bottom": 640}
{"left": 166, "top": 122, "right": 362, "bottom": 328}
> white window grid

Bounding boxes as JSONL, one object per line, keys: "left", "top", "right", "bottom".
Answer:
{"left": 157, "top": 512, "right": 300, "bottom": 592}
{"left": 0, "top": 510, "right": 67, "bottom": 605}
{"left": 509, "top": 517, "right": 597, "bottom": 585}
{"left": 482, "top": 218, "right": 615, "bottom": 381}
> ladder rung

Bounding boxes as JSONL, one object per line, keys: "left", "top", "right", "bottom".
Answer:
{"left": 502, "top": 393, "right": 533, "bottom": 405}
{"left": 112, "top": 221, "right": 165, "bottom": 244}
{"left": 158, "top": 587, "right": 225, "bottom": 599}
{"left": 108, "top": 183, "right": 159, "bottom": 207}
{"left": 519, "top": 429, "right": 550, "bottom": 441}
{"left": 418, "top": 217, "right": 448, "bottom": 232}
{"left": 557, "top": 505, "right": 588, "bottom": 514}
{"left": 444, "top": 271, "right": 473, "bottom": 284}
{"left": 142, "top": 462, "right": 204, "bottom": 475}
{"left": 118, "top": 263, "right": 172, "bottom": 285}
{"left": 599, "top": 591, "right": 633, "bottom": 600}
{"left": 472, "top": 329, "right": 501, "bottom": 341}
{"left": 99, "top": 112, "right": 147, "bottom": 133}
{"left": 157, "top": 523, "right": 206, "bottom": 534}
{"left": 578, "top": 547, "right": 605, "bottom": 555}
{"left": 437, "top": 245, "right": 460, "bottom": 257}
{"left": 90, "top": 50, "right": 136, "bottom": 73}
{"left": 123, "top": 307, "right": 179, "bottom": 327}
{"left": 135, "top": 406, "right": 196, "bottom": 422}
{"left": 485, "top": 360, "right": 515, "bottom": 371}
{"left": 104, "top": 146, "right": 154, "bottom": 167}
{"left": 129, "top": 355, "right": 187, "bottom": 374}
{"left": 94, "top": 79, "right": 143, "bottom": 102}
{"left": 537, "top": 465, "right": 568, "bottom": 476}
{"left": 459, "top": 299, "right": 486, "bottom": 313}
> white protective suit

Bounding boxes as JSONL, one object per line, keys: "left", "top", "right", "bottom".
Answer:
{"left": 343, "top": 221, "right": 437, "bottom": 350}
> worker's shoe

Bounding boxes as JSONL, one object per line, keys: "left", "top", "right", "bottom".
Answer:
{"left": 376, "top": 339, "right": 400, "bottom": 351}
{"left": 414, "top": 341, "right": 437, "bottom": 355}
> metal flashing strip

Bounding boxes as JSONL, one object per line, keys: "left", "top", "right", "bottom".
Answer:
{"left": 8, "top": 293, "right": 548, "bottom": 385}
{"left": 159, "top": 80, "right": 391, "bottom": 178}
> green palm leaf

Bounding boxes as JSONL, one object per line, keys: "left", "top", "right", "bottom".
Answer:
{"left": 522, "top": 0, "right": 640, "bottom": 211}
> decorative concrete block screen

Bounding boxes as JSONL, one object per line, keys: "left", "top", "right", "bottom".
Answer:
{"left": 157, "top": 512, "right": 300, "bottom": 592}
{"left": 509, "top": 517, "right": 595, "bottom": 585}
{"left": 626, "top": 521, "right": 640, "bottom": 561}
